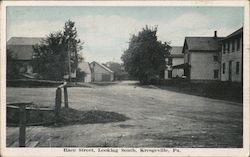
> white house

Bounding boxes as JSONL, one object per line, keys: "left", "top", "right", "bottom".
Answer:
{"left": 165, "top": 46, "right": 184, "bottom": 79}
{"left": 90, "top": 61, "right": 114, "bottom": 82}
{"left": 78, "top": 61, "right": 92, "bottom": 82}
{"left": 181, "top": 31, "right": 224, "bottom": 81}
{"left": 220, "top": 27, "right": 243, "bottom": 82}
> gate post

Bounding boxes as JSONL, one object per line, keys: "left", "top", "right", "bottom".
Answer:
{"left": 19, "top": 104, "right": 26, "bottom": 147}
{"left": 55, "top": 88, "right": 62, "bottom": 123}
{"left": 64, "top": 87, "right": 68, "bottom": 108}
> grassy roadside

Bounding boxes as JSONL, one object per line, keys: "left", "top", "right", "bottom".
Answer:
{"left": 156, "top": 80, "right": 243, "bottom": 103}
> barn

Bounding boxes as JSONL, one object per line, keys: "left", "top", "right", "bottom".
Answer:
{"left": 90, "top": 61, "right": 114, "bottom": 82}
{"left": 7, "top": 37, "right": 43, "bottom": 76}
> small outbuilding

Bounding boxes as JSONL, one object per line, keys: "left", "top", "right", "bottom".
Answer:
{"left": 78, "top": 61, "right": 92, "bottom": 82}
{"left": 90, "top": 61, "right": 114, "bottom": 82}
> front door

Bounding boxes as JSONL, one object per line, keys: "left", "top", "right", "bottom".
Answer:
{"left": 229, "top": 61, "right": 232, "bottom": 81}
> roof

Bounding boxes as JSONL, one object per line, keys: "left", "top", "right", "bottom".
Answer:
{"left": 169, "top": 46, "right": 184, "bottom": 58}
{"left": 7, "top": 37, "right": 43, "bottom": 60}
{"left": 183, "top": 37, "right": 224, "bottom": 52}
{"left": 172, "top": 63, "right": 191, "bottom": 69}
{"left": 222, "top": 27, "right": 243, "bottom": 41}
{"left": 78, "top": 62, "right": 91, "bottom": 74}
{"left": 7, "top": 37, "right": 43, "bottom": 45}
{"left": 90, "top": 61, "right": 114, "bottom": 73}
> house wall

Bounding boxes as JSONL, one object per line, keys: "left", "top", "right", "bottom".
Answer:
{"left": 190, "top": 52, "right": 220, "bottom": 80}
{"left": 164, "top": 57, "right": 184, "bottom": 79}
{"left": 221, "top": 36, "right": 243, "bottom": 82}
{"left": 85, "top": 73, "right": 92, "bottom": 82}
{"left": 172, "top": 58, "right": 184, "bottom": 66}
{"left": 172, "top": 58, "right": 184, "bottom": 78}
{"left": 90, "top": 63, "right": 114, "bottom": 82}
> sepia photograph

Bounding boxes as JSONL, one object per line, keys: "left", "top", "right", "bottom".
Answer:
{"left": 1, "top": 0, "right": 249, "bottom": 157}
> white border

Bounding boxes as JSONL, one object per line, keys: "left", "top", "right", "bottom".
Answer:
{"left": 1, "top": 1, "right": 249, "bottom": 157}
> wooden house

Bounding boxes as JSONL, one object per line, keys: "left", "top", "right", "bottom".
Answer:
{"left": 90, "top": 61, "right": 114, "bottom": 82}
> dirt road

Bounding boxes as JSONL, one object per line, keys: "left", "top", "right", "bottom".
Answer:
{"left": 6, "top": 81, "right": 243, "bottom": 147}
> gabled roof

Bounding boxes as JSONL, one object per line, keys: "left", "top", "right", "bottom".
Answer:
{"left": 222, "top": 27, "right": 243, "bottom": 41}
{"left": 7, "top": 37, "right": 43, "bottom": 45}
{"left": 90, "top": 61, "right": 114, "bottom": 73}
{"left": 183, "top": 37, "right": 224, "bottom": 52}
{"left": 7, "top": 37, "right": 43, "bottom": 60}
{"left": 169, "top": 46, "right": 184, "bottom": 58}
{"left": 78, "top": 61, "right": 91, "bottom": 74}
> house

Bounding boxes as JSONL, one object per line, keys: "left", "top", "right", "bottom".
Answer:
{"left": 181, "top": 31, "right": 224, "bottom": 81}
{"left": 78, "top": 61, "right": 92, "bottom": 82}
{"left": 7, "top": 37, "right": 43, "bottom": 75}
{"left": 90, "top": 61, "right": 114, "bottom": 82}
{"left": 220, "top": 27, "right": 243, "bottom": 82}
{"left": 165, "top": 46, "right": 184, "bottom": 79}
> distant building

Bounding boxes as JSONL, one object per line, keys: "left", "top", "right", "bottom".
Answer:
{"left": 165, "top": 46, "right": 184, "bottom": 79}
{"left": 7, "top": 37, "right": 43, "bottom": 76}
{"left": 90, "top": 61, "right": 114, "bottom": 82}
{"left": 220, "top": 27, "right": 243, "bottom": 82}
{"left": 182, "top": 31, "right": 223, "bottom": 81}
{"left": 78, "top": 61, "right": 92, "bottom": 82}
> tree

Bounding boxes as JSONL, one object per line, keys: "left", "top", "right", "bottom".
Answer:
{"left": 121, "top": 26, "right": 171, "bottom": 84}
{"left": 104, "top": 62, "right": 123, "bottom": 80}
{"left": 32, "top": 20, "right": 83, "bottom": 81}
{"left": 7, "top": 49, "right": 19, "bottom": 79}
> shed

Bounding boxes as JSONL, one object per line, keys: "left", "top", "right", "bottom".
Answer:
{"left": 90, "top": 61, "right": 114, "bottom": 82}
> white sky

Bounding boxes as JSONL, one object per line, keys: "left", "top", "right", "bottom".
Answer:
{"left": 7, "top": 6, "right": 244, "bottom": 63}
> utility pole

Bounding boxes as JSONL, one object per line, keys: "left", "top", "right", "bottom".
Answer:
{"left": 68, "top": 40, "right": 72, "bottom": 82}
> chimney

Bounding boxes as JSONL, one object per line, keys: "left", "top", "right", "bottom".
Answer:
{"left": 214, "top": 31, "right": 217, "bottom": 38}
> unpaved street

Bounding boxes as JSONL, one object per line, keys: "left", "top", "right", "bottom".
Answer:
{"left": 6, "top": 81, "right": 243, "bottom": 147}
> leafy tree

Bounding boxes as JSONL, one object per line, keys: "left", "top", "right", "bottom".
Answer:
{"left": 32, "top": 20, "right": 83, "bottom": 81}
{"left": 6, "top": 49, "right": 19, "bottom": 79}
{"left": 121, "top": 26, "right": 171, "bottom": 84}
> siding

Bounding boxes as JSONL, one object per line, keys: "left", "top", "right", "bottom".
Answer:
{"left": 221, "top": 37, "right": 242, "bottom": 82}
{"left": 190, "top": 52, "right": 220, "bottom": 80}
{"left": 90, "top": 62, "right": 114, "bottom": 82}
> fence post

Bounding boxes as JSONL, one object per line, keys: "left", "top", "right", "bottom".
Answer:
{"left": 55, "top": 88, "right": 62, "bottom": 123}
{"left": 19, "top": 104, "right": 26, "bottom": 147}
{"left": 64, "top": 87, "right": 68, "bottom": 108}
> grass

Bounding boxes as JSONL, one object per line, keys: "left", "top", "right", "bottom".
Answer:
{"left": 7, "top": 106, "right": 129, "bottom": 127}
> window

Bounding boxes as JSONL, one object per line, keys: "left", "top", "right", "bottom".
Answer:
{"left": 226, "top": 43, "right": 229, "bottom": 53}
{"left": 213, "top": 56, "right": 219, "bottom": 62}
{"left": 223, "top": 44, "right": 226, "bottom": 54}
{"left": 222, "top": 63, "right": 225, "bottom": 74}
{"left": 236, "top": 62, "right": 240, "bottom": 74}
{"left": 214, "top": 70, "right": 219, "bottom": 79}
{"left": 232, "top": 40, "right": 235, "bottom": 52}
{"left": 237, "top": 38, "right": 240, "bottom": 51}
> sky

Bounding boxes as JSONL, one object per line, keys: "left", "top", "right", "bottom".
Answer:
{"left": 7, "top": 6, "right": 244, "bottom": 63}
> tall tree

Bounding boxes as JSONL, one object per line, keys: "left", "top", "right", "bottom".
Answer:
{"left": 121, "top": 26, "right": 170, "bottom": 84}
{"left": 63, "top": 20, "right": 83, "bottom": 81}
{"left": 32, "top": 20, "right": 83, "bottom": 81}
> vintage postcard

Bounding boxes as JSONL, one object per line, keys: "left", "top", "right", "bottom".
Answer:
{"left": 0, "top": 0, "right": 249, "bottom": 157}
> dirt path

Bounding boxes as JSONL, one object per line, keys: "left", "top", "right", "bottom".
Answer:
{"left": 6, "top": 81, "right": 243, "bottom": 147}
